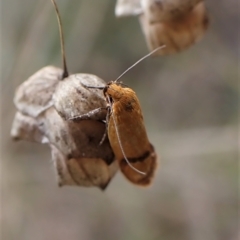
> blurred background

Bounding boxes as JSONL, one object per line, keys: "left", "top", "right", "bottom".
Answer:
{"left": 1, "top": 0, "right": 238, "bottom": 240}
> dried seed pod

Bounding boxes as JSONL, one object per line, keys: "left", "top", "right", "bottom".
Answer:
{"left": 40, "top": 107, "right": 114, "bottom": 164}
{"left": 14, "top": 66, "right": 62, "bottom": 117}
{"left": 50, "top": 141, "right": 117, "bottom": 189}
{"left": 11, "top": 112, "right": 48, "bottom": 143}
{"left": 66, "top": 157, "right": 118, "bottom": 189}
{"left": 50, "top": 144, "right": 77, "bottom": 186}
{"left": 115, "top": 0, "right": 142, "bottom": 17}
{"left": 48, "top": 110, "right": 117, "bottom": 189}
{"left": 11, "top": 71, "right": 118, "bottom": 189}
{"left": 11, "top": 0, "right": 118, "bottom": 190}
{"left": 44, "top": 108, "right": 117, "bottom": 189}
{"left": 141, "top": 0, "right": 203, "bottom": 22}
{"left": 53, "top": 74, "right": 107, "bottom": 120}
{"left": 139, "top": 2, "right": 209, "bottom": 55}
{"left": 115, "top": 0, "right": 209, "bottom": 55}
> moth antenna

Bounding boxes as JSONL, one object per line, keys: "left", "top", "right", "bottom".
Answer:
{"left": 108, "top": 96, "right": 146, "bottom": 175}
{"left": 51, "top": 0, "right": 69, "bottom": 79}
{"left": 115, "top": 45, "right": 166, "bottom": 83}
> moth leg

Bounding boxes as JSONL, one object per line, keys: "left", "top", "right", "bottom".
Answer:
{"left": 69, "top": 107, "right": 107, "bottom": 122}
{"left": 77, "top": 77, "right": 105, "bottom": 89}
{"left": 99, "top": 128, "right": 108, "bottom": 145}
{"left": 99, "top": 107, "right": 111, "bottom": 145}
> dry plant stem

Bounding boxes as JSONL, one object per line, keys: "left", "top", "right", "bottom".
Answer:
{"left": 51, "top": 0, "right": 68, "bottom": 78}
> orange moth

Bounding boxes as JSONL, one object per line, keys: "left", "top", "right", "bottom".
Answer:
{"left": 72, "top": 46, "right": 165, "bottom": 185}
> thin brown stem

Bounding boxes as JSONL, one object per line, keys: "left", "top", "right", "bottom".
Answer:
{"left": 51, "top": 0, "right": 69, "bottom": 79}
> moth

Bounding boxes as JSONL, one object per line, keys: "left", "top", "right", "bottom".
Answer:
{"left": 71, "top": 46, "right": 164, "bottom": 185}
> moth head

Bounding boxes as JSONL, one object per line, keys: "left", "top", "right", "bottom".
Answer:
{"left": 104, "top": 82, "right": 123, "bottom": 103}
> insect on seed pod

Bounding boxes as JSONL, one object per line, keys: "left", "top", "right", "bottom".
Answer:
{"left": 71, "top": 47, "right": 164, "bottom": 186}
{"left": 71, "top": 82, "right": 157, "bottom": 186}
